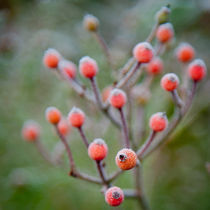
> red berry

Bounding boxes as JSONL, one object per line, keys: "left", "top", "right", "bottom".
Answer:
{"left": 187, "top": 59, "right": 207, "bottom": 81}
{"left": 133, "top": 42, "right": 154, "bottom": 63}
{"left": 176, "top": 43, "right": 195, "bottom": 63}
{"left": 68, "top": 107, "right": 85, "bottom": 128}
{"left": 105, "top": 186, "right": 124, "bottom": 207}
{"left": 115, "top": 148, "right": 137, "bottom": 170}
{"left": 59, "top": 60, "right": 77, "bottom": 79}
{"left": 109, "top": 89, "right": 127, "bottom": 109}
{"left": 88, "top": 138, "right": 108, "bottom": 161}
{"left": 43, "top": 48, "right": 61, "bottom": 69}
{"left": 22, "top": 120, "right": 40, "bottom": 142}
{"left": 161, "top": 73, "right": 179, "bottom": 91}
{"left": 102, "top": 86, "right": 113, "bottom": 102}
{"left": 147, "top": 57, "right": 163, "bottom": 75}
{"left": 156, "top": 23, "right": 174, "bottom": 43}
{"left": 57, "top": 118, "right": 71, "bottom": 136}
{"left": 45, "top": 107, "right": 61, "bottom": 124}
{"left": 79, "top": 56, "right": 98, "bottom": 78}
{"left": 149, "top": 112, "right": 168, "bottom": 132}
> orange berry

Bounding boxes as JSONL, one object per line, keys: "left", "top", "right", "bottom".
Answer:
{"left": 105, "top": 186, "right": 124, "bottom": 207}
{"left": 176, "top": 43, "right": 195, "bottom": 63}
{"left": 83, "top": 14, "right": 99, "bottom": 32}
{"left": 79, "top": 56, "right": 98, "bottom": 78}
{"left": 133, "top": 42, "right": 154, "bottom": 63}
{"left": 88, "top": 138, "right": 108, "bottom": 161}
{"left": 58, "top": 60, "right": 77, "bottom": 79}
{"left": 45, "top": 106, "right": 61, "bottom": 124}
{"left": 115, "top": 148, "right": 137, "bottom": 170}
{"left": 102, "top": 86, "right": 113, "bottom": 102}
{"left": 22, "top": 120, "right": 40, "bottom": 142}
{"left": 149, "top": 112, "right": 168, "bottom": 132}
{"left": 68, "top": 107, "right": 85, "bottom": 128}
{"left": 156, "top": 23, "right": 174, "bottom": 43}
{"left": 43, "top": 48, "right": 61, "bottom": 69}
{"left": 57, "top": 118, "right": 71, "bottom": 136}
{"left": 109, "top": 89, "right": 127, "bottom": 109}
{"left": 161, "top": 73, "right": 179, "bottom": 91}
{"left": 147, "top": 57, "right": 163, "bottom": 75}
{"left": 187, "top": 59, "right": 207, "bottom": 82}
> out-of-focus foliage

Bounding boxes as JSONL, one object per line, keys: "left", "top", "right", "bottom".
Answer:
{"left": 0, "top": 0, "right": 210, "bottom": 209}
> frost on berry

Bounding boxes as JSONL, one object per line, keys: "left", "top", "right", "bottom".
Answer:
{"left": 133, "top": 42, "right": 154, "bottom": 63}
{"left": 109, "top": 88, "right": 127, "bottom": 108}
{"left": 43, "top": 48, "right": 61, "bottom": 69}
{"left": 79, "top": 56, "right": 98, "bottom": 78}
{"left": 83, "top": 14, "right": 99, "bottom": 32}
{"left": 188, "top": 59, "right": 207, "bottom": 81}
{"left": 115, "top": 148, "right": 137, "bottom": 170}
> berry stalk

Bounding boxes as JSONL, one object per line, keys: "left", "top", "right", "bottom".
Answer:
{"left": 119, "top": 107, "right": 130, "bottom": 148}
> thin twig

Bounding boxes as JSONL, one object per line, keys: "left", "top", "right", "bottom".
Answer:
{"left": 55, "top": 125, "right": 76, "bottom": 171}
{"left": 119, "top": 107, "right": 130, "bottom": 148}
{"left": 93, "top": 32, "right": 112, "bottom": 67}
{"left": 142, "top": 81, "right": 197, "bottom": 158}
{"left": 78, "top": 127, "right": 89, "bottom": 148}
{"left": 90, "top": 77, "right": 121, "bottom": 128}
{"left": 123, "top": 189, "right": 139, "bottom": 198}
{"left": 134, "top": 165, "right": 150, "bottom": 210}
{"left": 136, "top": 130, "right": 156, "bottom": 159}
{"left": 34, "top": 139, "right": 56, "bottom": 165}
{"left": 54, "top": 125, "right": 101, "bottom": 184}
{"left": 171, "top": 89, "right": 183, "bottom": 108}
{"left": 116, "top": 62, "right": 141, "bottom": 89}
{"left": 146, "top": 22, "right": 159, "bottom": 43}
{"left": 77, "top": 126, "right": 109, "bottom": 187}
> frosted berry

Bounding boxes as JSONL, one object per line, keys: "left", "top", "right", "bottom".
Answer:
{"left": 79, "top": 56, "right": 98, "bottom": 78}
{"left": 102, "top": 86, "right": 113, "bottom": 102}
{"left": 43, "top": 48, "right": 61, "bottom": 69}
{"left": 68, "top": 107, "right": 85, "bottom": 128}
{"left": 115, "top": 148, "right": 137, "bottom": 170}
{"left": 161, "top": 73, "right": 179, "bottom": 91}
{"left": 57, "top": 118, "right": 71, "bottom": 136}
{"left": 105, "top": 186, "right": 124, "bottom": 207}
{"left": 187, "top": 59, "right": 207, "bottom": 82}
{"left": 45, "top": 107, "right": 61, "bottom": 124}
{"left": 176, "top": 43, "right": 195, "bottom": 63}
{"left": 133, "top": 42, "right": 154, "bottom": 63}
{"left": 83, "top": 14, "right": 99, "bottom": 32}
{"left": 58, "top": 60, "right": 77, "bottom": 79}
{"left": 22, "top": 120, "right": 40, "bottom": 142}
{"left": 88, "top": 138, "right": 108, "bottom": 161}
{"left": 109, "top": 89, "right": 127, "bottom": 109}
{"left": 155, "top": 5, "right": 171, "bottom": 24}
{"left": 149, "top": 112, "right": 168, "bottom": 132}
{"left": 147, "top": 57, "right": 163, "bottom": 75}
{"left": 156, "top": 23, "right": 174, "bottom": 43}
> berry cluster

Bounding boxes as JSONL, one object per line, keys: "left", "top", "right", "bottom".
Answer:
{"left": 21, "top": 5, "right": 207, "bottom": 208}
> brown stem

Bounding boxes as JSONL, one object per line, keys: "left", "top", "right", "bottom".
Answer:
{"left": 119, "top": 107, "right": 130, "bottom": 148}
{"left": 107, "top": 169, "right": 123, "bottom": 182}
{"left": 93, "top": 31, "right": 112, "bottom": 67}
{"left": 55, "top": 125, "right": 101, "bottom": 184}
{"left": 136, "top": 131, "right": 156, "bottom": 159}
{"left": 77, "top": 126, "right": 109, "bottom": 187}
{"left": 90, "top": 77, "right": 121, "bottom": 128}
{"left": 142, "top": 81, "right": 197, "bottom": 158}
{"left": 34, "top": 139, "right": 55, "bottom": 165}
{"left": 171, "top": 89, "right": 183, "bottom": 108}
{"left": 116, "top": 62, "right": 141, "bottom": 89}
{"left": 78, "top": 126, "right": 89, "bottom": 148}
{"left": 146, "top": 22, "right": 159, "bottom": 43}
{"left": 134, "top": 165, "right": 150, "bottom": 210}
{"left": 55, "top": 125, "right": 76, "bottom": 171}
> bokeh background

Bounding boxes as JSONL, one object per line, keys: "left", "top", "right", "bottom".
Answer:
{"left": 0, "top": 0, "right": 210, "bottom": 209}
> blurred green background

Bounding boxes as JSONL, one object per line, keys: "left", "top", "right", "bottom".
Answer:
{"left": 0, "top": 0, "right": 210, "bottom": 209}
